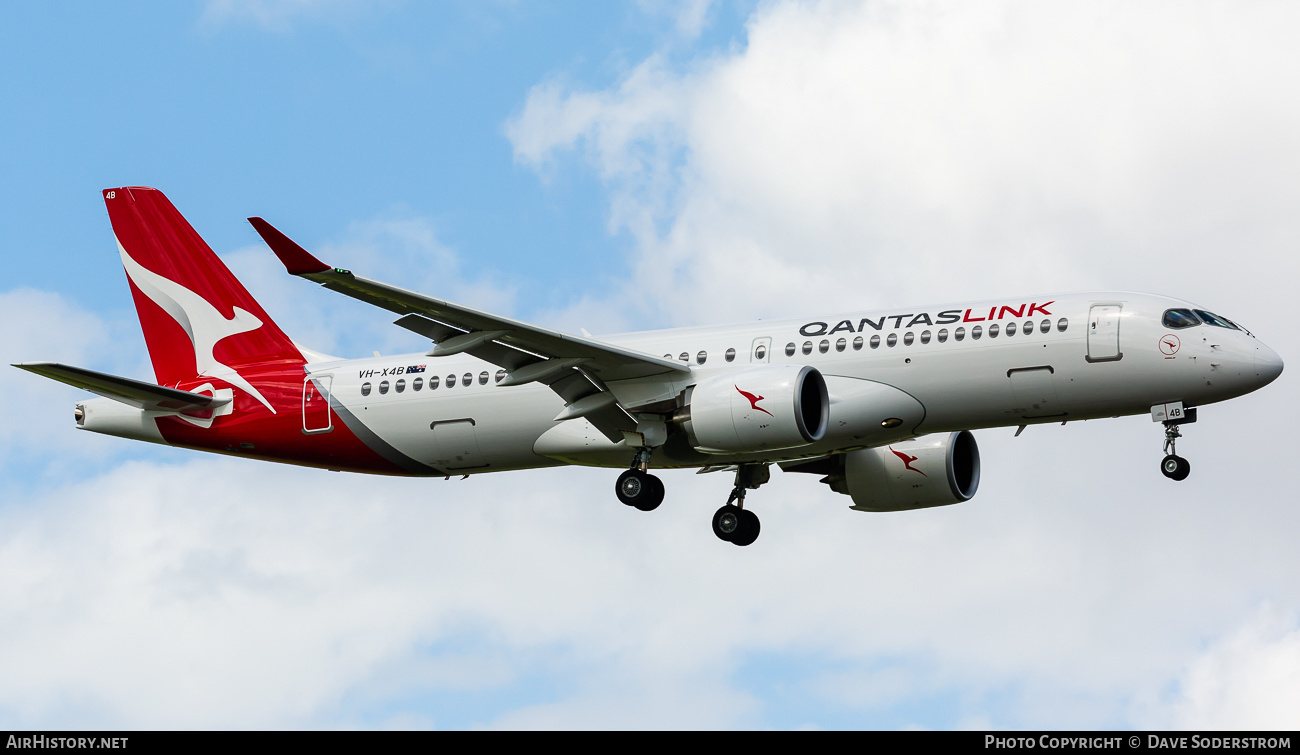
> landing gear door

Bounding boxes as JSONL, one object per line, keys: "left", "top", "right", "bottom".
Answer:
{"left": 751, "top": 337, "right": 772, "bottom": 363}
{"left": 1086, "top": 304, "right": 1123, "bottom": 362}
{"left": 431, "top": 418, "right": 482, "bottom": 469}
{"left": 302, "top": 375, "right": 333, "bottom": 434}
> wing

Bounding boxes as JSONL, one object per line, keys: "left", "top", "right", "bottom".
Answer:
{"left": 13, "top": 362, "right": 231, "bottom": 413}
{"left": 248, "top": 218, "right": 688, "bottom": 441}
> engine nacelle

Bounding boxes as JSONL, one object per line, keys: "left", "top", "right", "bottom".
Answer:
{"left": 836, "top": 430, "right": 981, "bottom": 511}
{"left": 683, "top": 365, "right": 829, "bottom": 454}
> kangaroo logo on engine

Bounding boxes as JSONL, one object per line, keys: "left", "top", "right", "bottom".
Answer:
{"left": 735, "top": 386, "right": 773, "bottom": 417}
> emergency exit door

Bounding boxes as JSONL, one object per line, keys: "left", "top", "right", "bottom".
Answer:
{"left": 302, "top": 375, "right": 333, "bottom": 434}
{"left": 1086, "top": 304, "right": 1123, "bottom": 362}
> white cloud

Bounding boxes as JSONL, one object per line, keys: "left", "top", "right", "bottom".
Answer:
{"left": 636, "top": 0, "right": 718, "bottom": 41}
{"left": 219, "top": 211, "right": 521, "bottom": 360}
{"left": 1140, "top": 606, "right": 1300, "bottom": 730}
{"left": 0, "top": 288, "right": 150, "bottom": 469}
{"left": 508, "top": 0, "right": 1300, "bottom": 331}
{"left": 2, "top": 415, "right": 1299, "bottom": 728}
{"left": 7, "top": 0, "right": 1300, "bottom": 730}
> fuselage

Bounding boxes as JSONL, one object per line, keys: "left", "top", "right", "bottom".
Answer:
{"left": 85, "top": 291, "right": 1278, "bottom": 477}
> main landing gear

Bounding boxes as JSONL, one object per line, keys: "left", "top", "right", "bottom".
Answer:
{"left": 711, "top": 463, "right": 769, "bottom": 547}
{"left": 615, "top": 446, "right": 664, "bottom": 511}
{"left": 611, "top": 451, "right": 769, "bottom": 546}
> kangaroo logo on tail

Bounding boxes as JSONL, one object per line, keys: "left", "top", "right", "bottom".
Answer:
{"left": 118, "top": 241, "right": 277, "bottom": 414}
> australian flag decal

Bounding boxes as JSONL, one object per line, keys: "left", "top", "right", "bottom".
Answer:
{"left": 407, "top": 364, "right": 427, "bottom": 373}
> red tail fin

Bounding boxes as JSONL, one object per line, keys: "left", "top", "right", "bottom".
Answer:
{"left": 103, "top": 187, "right": 305, "bottom": 401}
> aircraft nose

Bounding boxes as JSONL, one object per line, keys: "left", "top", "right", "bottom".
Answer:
{"left": 1255, "top": 342, "right": 1284, "bottom": 387}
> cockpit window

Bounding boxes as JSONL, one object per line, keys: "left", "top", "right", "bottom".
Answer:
{"left": 1194, "top": 310, "right": 1239, "bottom": 330}
{"left": 1162, "top": 309, "right": 1200, "bottom": 329}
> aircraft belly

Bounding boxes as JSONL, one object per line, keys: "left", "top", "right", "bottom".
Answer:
{"left": 334, "top": 383, "right": 564, "bottom": 473}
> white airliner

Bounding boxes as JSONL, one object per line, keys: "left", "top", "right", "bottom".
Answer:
{"left": 15, "top": 187, "right": 1284, "bottom": 546}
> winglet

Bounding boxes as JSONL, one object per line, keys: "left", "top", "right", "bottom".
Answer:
{"left": 248, "top": 217, "right": 332, "bottom": 275}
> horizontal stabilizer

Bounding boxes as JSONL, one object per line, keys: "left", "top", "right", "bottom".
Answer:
{"left": 12, "top": 362, "right": 231, "bottom": 413}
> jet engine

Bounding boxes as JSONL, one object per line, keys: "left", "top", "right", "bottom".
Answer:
{"left": 680, "top": 365, "right": 829, "bottom": 454}
{"left": 814, "top": 431, "right": 981, "bottom": 511}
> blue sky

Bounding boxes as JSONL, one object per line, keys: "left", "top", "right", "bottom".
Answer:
{"left": 3, "top": 0, "right": 1300, "bottom": 730}
{"left": 0, "top": 2, "right": 747, "bottom": 317}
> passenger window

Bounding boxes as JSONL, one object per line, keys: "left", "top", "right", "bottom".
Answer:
{"left": 725, "top": 348, "right": 736, "bottom": 362}
{"left": 495, "top": 370, "right": 506, "bottom": 383}
{"left": 697, "top": 351, "right": 707, "bottom": 364}
{"left": 971, "top": 326, "right": 983, "bottom": 340}
{"left": 988, "top": 324, "right": 999, "bottom": 338}
{"left": 663, "top": 354, "right": 672, "bottom": 360}
{"left": 1023, "top": 320, "right": 1033, "bottom": 335}
{"left": 446, "top": 374, "right": 456, "bottom": 388}
{"left": 395, "top": 378, "right": 406, "bottom": 393}
{"left": 463, "top": 373, "right": 473, "bottom": 386}
{"left": 430, "top": 376, "right": 440, "bottom": 389}
{"left": 903, "top": 332, "right": 914, "bottom": 346}
{"left": 679, "top": 352, "right": 689, "bottom": 362}
{"left": 819, "top": 339, "right": 829, "bottom": 354}
{"left": 955, "top": 327, "right": 966, "bottom": 341}
{"left": 1040, "top": 319, "right": 1051, "bottom": 334}
{"left": 887, "top": 333, "right": 898, "bottom": 347}
{"left": 785, "top": 343, "right": 796, "bottom": 357}
{"left": 870, "top": 335, "right": 881, "bottom": 349}
{"left": 361, "top": 382, "right": 372, "bottom": 396}
{"left": 379, "top": 380, "right": 390, "bottom": 394}
{"left": 479, "top": 371, "right": 489, "bottom": 385}
{"left": 920, "top": 330, "right": 931, "bottom": 344}
{"left": 1057, "top": 318, "right": 1068, "bottom": 332}
{"left": 1006, "top": 322, "right": 1017, "bottom": 336}
{"left": 802, "top": 341, "right": 813, "bottom": 355}
{"left": 1193, "top": 310, "right": 1239, "bottom": 330}
{"left": 413, "top": 377, "right": 423, "bottom": 391}
{"left": 853, "top": 336, "right": 863, "bottom": 350}
{"left": 755, "top": 344, "right": 767, "bottom": 360}
{"left": 937, "top": 329, "right": 948, "bottom": 343}
{"left": 836, "top": 338, "right": 846, "bottom": 352}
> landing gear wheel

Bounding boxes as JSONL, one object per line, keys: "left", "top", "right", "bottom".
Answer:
{"left": 712, "top": 506, "right": 760, "bottom": 546}
{"left": 634, "top": 474, "right": 665, "bottom": 511}
{"left": 731, "top": 509, "right": 760, "bottom": 547}
{"left": 616, "top": 469, "right": 664, "bottom": 510}
{"left": 712, "top": 505, "right": 741, "bottom": 542}
{"left": 1160, "top": 454, "right": 1190, "bottom": 481}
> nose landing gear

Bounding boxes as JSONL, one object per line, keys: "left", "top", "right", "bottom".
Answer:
{"left": 1159, "top": 416, "right": 1193, "bottom": 481}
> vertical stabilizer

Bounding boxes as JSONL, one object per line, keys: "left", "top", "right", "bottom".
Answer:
{"left": 103, "top": 187, "right": 304, "bottom": 409}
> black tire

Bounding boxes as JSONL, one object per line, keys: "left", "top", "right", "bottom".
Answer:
{"left": 633, "top": 474, "right": 665, "bottom": 511}
{"left": 731, "top": 509, "right": 760, "bottom": 547}
{"left": 712, "top": 505, "right": 741, "bottom": 542}
{"left": 1161, "top": 454, "right": 1191, "bottom": 481}
{"left": 616, "top": 469, "right": 648, "bottom": 506}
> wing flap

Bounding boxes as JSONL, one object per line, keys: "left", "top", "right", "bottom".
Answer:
{"left": 13, "top": 362, "right": 230, "bottom": 413}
